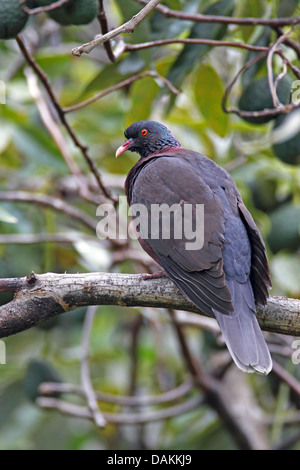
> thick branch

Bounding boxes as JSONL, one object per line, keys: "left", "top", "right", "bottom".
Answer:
{"left": 0, "top": 272, "right": 298, "bottom": 338}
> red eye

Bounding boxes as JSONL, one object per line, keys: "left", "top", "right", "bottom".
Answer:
{"left": 141, "top": 129, "right": 148, "bottom": 136}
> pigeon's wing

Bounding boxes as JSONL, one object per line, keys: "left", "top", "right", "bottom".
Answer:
{"left": 237, "top": 201, "right": 272, "bottom": 306}
{"left": 130, "top": 154, "right": 234, "bottom": 317}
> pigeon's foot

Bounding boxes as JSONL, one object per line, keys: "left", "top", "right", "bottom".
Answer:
{"left": 141, "top": 271, "right": 167, "bottom": 281}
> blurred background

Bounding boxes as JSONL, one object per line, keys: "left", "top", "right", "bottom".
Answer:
{"left": 0, "top": 0, "right": 299, "bottom": 450}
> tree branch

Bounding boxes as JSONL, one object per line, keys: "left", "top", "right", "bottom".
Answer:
{"left": 71, "top": 0, "right": 162, "bottom": 56}
{"left": 138, "top": 0, "right": 300, "bottom": 27}
{"left": 97, "top": 0, "right": 116, "bottom": 62}
{"left": 124, "top": 38, "right": 271, "bottom": 53}
{"left": 0, "top": 191, "right": 97, "bottom": 232}
{"left": 16, "top": 35, "right": 115, "bottom": 204}
{"left": 39, "top": 377, "right": 193, "bottom": 406}
{"left": 20, "top": 0, "right": 70, "bottom": 15}
{"left": 0, "top": 272, "right": 298, "bottom": 338}
{"left": 63, "top": 71, "right": 180, "bottom": 114}
{"left": 222, "top": 47, "right": 300, "bottom": 119}
{"left": 80, "top": 305, "right": 106, "bottom": 427}
{"left": 36, "top": 394, "right": 203, "bottom": 425}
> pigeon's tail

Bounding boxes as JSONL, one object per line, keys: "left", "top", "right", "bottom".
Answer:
{"left": 213, "top": 279, "right": 272, "bottom": 375}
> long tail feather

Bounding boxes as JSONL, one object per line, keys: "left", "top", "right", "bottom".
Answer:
{"left": 213, "top": 280, "right": 272, "bottom": 374}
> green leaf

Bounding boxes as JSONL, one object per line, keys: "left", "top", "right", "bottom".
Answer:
{"left": 236, "top": 0, "right": 266, "bottom": 42}
{"left": 77, "top": 63, "right": 123, "bottom": 99}
{"left": 166, "top": 0, "right": 235, "bottom": 100}
{"left": 271, "top": 253, "right": 300, "bottom": 296}
{"left": 11, "top": 126, "right": 68, "bottom": 173}
{"left": 79, "top": 57, "right": 145, "bottom": 102}
{"left": 277, "top": 0, "right": 300, "bottom": 17}
{"left": 194, "top": 64, "right": 228, "bottom": 137}
{"left": 126, "top": 77, "right": 160, "bottom": 126}
{"left": 114, "top": 0, "right": 152, "bottom": 64}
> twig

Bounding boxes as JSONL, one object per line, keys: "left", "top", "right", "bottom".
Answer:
{"left": 122, "top": 37, "right": 300, "bottom": 82}
{"left": 63, "top": 71, "right": 180, "bottom": 113}
{"left": 137, "top": 0, "right": 300, "bottom": 27}
{"left": 267, "top": 30, "right": 293, "bottom": 108}
{"left": 36, "top": 394, "right": 203, "bottom": 424}
{"left": 277, "top": 50, "right": 300, "bottom": 80}
{"left": 222, "top": 50, "right": 267, "bottom": 113}
{"left": 272, "top": 361, "right": 300, "bottom": 397}
{"left": 222, "top": 49, "right": 300, "bottom": 119}
{"left": 274, "top": 61, "right": 288, "bottom": 104}
{"left": 0, "top": 191, "right": 97, "bottom": 232}
{"left": 97, "top": 0, "right": 115, "bottom": 62}
{"left": 168, "top": 309, "right": 201, "bottom": 379}
{"left": 274, "top": 26, "right": 300, "bottom": 59}
{"left": 39, "top": 377, "right": 193, "bottom": 406}
{"left": 0, "top": 190, "right": 124, "bottom": 247}
{"left": 167, "top": 308, "right": 261, "bottom": 449}
{"left": 0, "top": 233, "right": 98, "bottom": 245}
{"left": 127, "top": 315, "right": 144, "bottom": 396}
{"left": 81, "top": 306, "right": 106, "bottom": 427}
{"left": 20, "top": 0, "right": 70, "bottom": 15}
{"left": 24, "top": 67, "right": 97, "bottom": 204}
{"left": 16, "top": 35, "right": 115, "bottom": 203}
{"left": 71, "top": 0, "right": 162, "bottom": 56}
{"left": 124, "top": 38, "right": 271, "bottom": 53}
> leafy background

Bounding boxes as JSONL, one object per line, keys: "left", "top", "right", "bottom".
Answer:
{"left": 0, "top": 0, "right": 299, "bottom": 450}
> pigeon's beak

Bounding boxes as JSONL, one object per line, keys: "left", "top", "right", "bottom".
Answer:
{"left": 115, "top": 139, "right": 133, "bottom": 158}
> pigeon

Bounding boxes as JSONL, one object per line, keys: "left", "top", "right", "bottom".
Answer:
{"left": 116, "top": 120, "right": 272, "bottom": 374}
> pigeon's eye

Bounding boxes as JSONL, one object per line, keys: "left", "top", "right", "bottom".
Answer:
{"left": 141, "top": 129, "right": 148, "bottom": 136}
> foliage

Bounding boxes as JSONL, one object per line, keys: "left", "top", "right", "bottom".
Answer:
{"left": 0, "top": 0, "right": 299, "bottom": 451}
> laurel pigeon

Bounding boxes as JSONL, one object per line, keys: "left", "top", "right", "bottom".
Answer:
{"left": 116, "top": 120, "right": 272, "bottom": 374}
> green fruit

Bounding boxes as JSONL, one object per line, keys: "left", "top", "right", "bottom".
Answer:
{"left": 38, "top": 0, "right": 99, "bottom": 26}
{"left": 267, "top": 203, "right": 300, "bottom": 253}
{"left": 0, "top": 0, "right": 29, "bottom": 39}
{"left": 250, "top": 179, "right": 278, "bottom": 213}
{"left": 238, "top": 75, "right": 293, "bottom": 124}
{"left": 272, "top": 111, "right": 300, "bottom": 165}
{"left": 24, "top": 359, "right": 62, "bottom": 402}
{"left": 277, "top": 0, "right": 299, "bottom": 17}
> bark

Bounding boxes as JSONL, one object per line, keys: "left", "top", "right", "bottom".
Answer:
{"left": 0, "top": 272, "right": 299, "bottom": 338}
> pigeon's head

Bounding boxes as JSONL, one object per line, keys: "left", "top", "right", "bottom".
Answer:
{"left": 116, "top": 121, "right": 180, "bottom": 159}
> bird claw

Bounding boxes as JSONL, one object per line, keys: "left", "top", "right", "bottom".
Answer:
{"left": 140, "top": 271, "right": 167, "bottom": 281}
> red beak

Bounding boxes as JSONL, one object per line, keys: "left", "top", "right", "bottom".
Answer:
{"left": 115, "top": 139, "right": 133, "bottom": 158}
